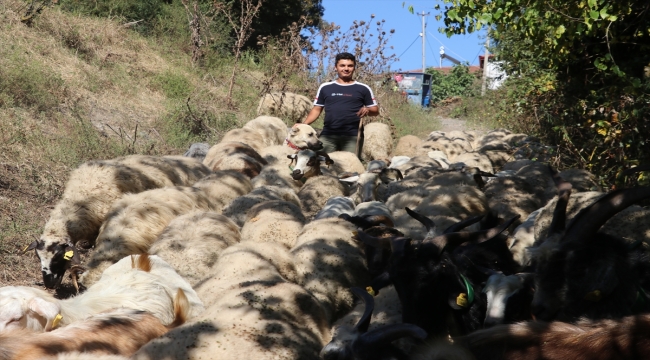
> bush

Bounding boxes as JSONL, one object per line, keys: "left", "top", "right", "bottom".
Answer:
{"left": 426, "top": 65, "right": 478, "bottom": 103}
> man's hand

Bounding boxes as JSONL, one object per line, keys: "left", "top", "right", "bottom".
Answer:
{"left": 356, "top": 107, "right": 370, "bottom": 118}
{"left": 357, "top": 106, "right": 379, "bottom": 118}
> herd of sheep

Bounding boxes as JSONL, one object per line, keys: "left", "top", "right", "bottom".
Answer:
{"left": 2, "top": 113, "right": 650, "bottom": 360}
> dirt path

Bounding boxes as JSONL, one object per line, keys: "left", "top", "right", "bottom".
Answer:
{"left": 437, "top": 116, "right": 488, "bottom": 134}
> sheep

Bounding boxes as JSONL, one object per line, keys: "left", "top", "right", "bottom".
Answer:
{"left": 191, "top": 170, "right": 253, "bottom": 211}
{"left": 530, "top": 186, "right": 650, "bottom": 322}
{"left": 453, "top": 152, "right": 494, "bottom": 173}
{"left": 298, "top": 175, "right": 349, "bottom": 220}
{"left": 392, "top": 135, "right": 422, "bottom": 157}
{"left": 240, "top": 200, "right": 306, "bottom": 248}
{"left": 148, "top": 211, "right": 241, "bottom": 286}
{"left": 287, "top": 149, "right": 334, "bottom": 181}
{"left": 242, "top": 115, "right": 288, "bottom": 147}
{"left": 131, "top": 242, "right": 329, "bottom": 360}
{"left": 0, "top": 291, "right": 188, "bottom": 360}
{"left": 482, "top": 176, "right": 544, "bottom": 229}
{"left": 79, "top": 184, "right": 221, "bottom": 286}
{"left": 258, "top": 144, "right": 296, "bottom": 165}
{"left": 328, "top": 151, "right": 366, "bottom": 175}
{"left": 27, "top": 155, "right": 211, "bottom": 289}
{"left": 291, "top": 217, "right": 370, "bottom": 323}
{"left": 321, "top": 287, "right": 427, "bottom": 360}
{"left": 183, "top": 142, "right": 211, "bottom": 161}
{"left": 219, "top": 128, "right": 266, "bottom": 152}
{"left": 251, "top": 162, "right": 304, "bottom": 192}
{"left": 222, "top": 185, "right": 301, "bottom": 226}
{"left": 514, "top": 162, "right": 556, "bottom": 205}
{"left": 454, "top": 313, "right": 650, "bottom": 360}
{"left": 0, "top": 254, "right": 203, "bottom": 333}
{"left": 256, "top": 91, "right": 313, "bottom": 123}
{"left": 354, "top": 201, "right": 394, "bottom": 224}
{"left": 478, "top": 142, "right": 514, "bottom": 171}
{"left": 362, "top": 122, "right": 393, "bottom": 161}
{"left": 476, "top": 128, "right": 512, "bottom": 148}
{"left": 314, "top": 196, "right": 357, "bottom": 220}
{"left": 202, "top": 141, "right": 268, "bottom": 178}
{"left": 558, "top": 167, "right": 602, "bottom": 192}
{"left": 509, "top": 208, "right": 542, "bottom": 266}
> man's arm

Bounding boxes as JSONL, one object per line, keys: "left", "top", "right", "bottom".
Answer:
{"left": 302, "top": 106, "right": 323, "bottom": 125}
{"left": 356, "top": 105, "right": 379, "bottom": 118}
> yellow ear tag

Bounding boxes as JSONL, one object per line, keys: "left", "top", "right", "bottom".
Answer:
{"left": 22, "top": 244, "right": 31, "bottom": 252}
{"left": 584, "top": 290, "right": 602, "bottom": 302}
{"left": 63, "top": 250, "right": 74, "bottom": 261}
{"left": 366, "top": 286, "right": 376, "bottom": 297}
{"left": 52, "top": 314, "right": 63, "bottom": 328}
{"left": 456, "top": 293, "right": 469, "bottom": 307}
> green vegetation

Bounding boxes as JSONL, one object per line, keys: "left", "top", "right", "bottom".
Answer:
{"left": 432, "top": 0, "right": 650, "bottom": 186}
{"left": 426, "top": 64, "right": 478, "bottom": 103}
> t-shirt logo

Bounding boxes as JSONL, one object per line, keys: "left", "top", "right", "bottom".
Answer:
{"left": 331, "top": 93, "right": 344, "bottom": 96}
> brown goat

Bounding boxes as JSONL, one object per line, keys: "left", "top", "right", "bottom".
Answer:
{"left": 455, "top": 314, "right": 650, "bottom": 360}
{"left": 0, "top": 289, "right": 188, "bottom": 360}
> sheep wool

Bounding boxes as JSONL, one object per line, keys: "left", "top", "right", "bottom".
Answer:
{"left": 256, "top": 91, "right": 313, "bottom": 123}
{"left": 361, "top": 122, "right": 393, "bottom": 161}
{"left": 240, "top": 200, "right": 306, "bottom": 249}
{"left": 148, "top": 211, "right": 241, "bottom": 286}
{"left": 202, "top": 141, "right": 268, "bottom": 178}
{"left": 291, "top": 217, "right": 369, "bottom": 323}
{"left": 327, "top": 151, "right": 366, "bottom": 175}
{"left": 220, "top": 128, "right": 267, "bottom": 152}
{"left": 222, "top": 185, "right": 301, "bottom": 227}
{"left": 298, "top": 175, "right": 349, "bottom": 220}
{"left": 192, "top": 170, "right": 253, "bottom": 213}
{"left": 392, "top": 135, "right": 422, "bottom": 157}
{"left": 251, "top": 162, "right": 304, "bottom": 192}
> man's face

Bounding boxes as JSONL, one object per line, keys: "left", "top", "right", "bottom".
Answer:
{"left": 335, "top": 59, "right": 355, "bottom": 79}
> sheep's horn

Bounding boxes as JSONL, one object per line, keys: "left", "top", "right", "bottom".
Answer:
{"left": 350, "top": 287, "right": 375, "bottom": 333}
{"left": 563, "top": 187, "right": 650, "bottom": 244}
{"left": 548, "top": 168, "right": 572, "bottom": 235}
{"left": 431, "top": 215, "right": 520, "bottom": 253}
{"left": 354, "top": 324, "right": 427, "bottom": 350}
{"left": 353, "top": 231, "right": 392, "bottom": 249}
{"left": 405, "top": 207, "right": 435, "bottom": 233}
{"left": 443, "top": 215, "right": 485, "bottom": 234}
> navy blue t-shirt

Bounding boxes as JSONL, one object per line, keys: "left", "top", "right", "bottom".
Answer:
{"left": 313, "top": 81, "right": 378, "bottom": 136}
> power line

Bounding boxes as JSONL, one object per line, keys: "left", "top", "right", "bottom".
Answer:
{"left": 397, "top": 35, "right": 421, "bottom": 60}
{"left": 427, "top": 31, "right": 467, "bottom": 62}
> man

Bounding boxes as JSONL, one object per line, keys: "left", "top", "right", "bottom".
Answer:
{"left": 301, "top": 52, "right": 379, "bottom": 155}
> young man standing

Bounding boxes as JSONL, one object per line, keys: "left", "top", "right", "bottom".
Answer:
{"left": 301, "top": 52, "right": 379, "bottom": 155}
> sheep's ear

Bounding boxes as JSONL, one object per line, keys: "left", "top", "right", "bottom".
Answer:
{"left": 28, "top": 297, "right": 60, "bottom": 330}
{"left": 287, "top": 154, "right": 297, "bottom": 160}
{"left": 339, "top": 175, "right": 360, "bottom": 183}
{"left": 318, "top": 155, "right": 334, "bottom": 165}
{"left": 64, "top": 245, "right": 80, "bottom": 265}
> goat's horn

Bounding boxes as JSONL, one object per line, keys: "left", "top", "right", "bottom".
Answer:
{"left": 369, "top": 271, "right": 391, "bottom": 295}
{"left": 443, "top": 214, "right": 485, "bottom": 234}
{"left": 354, "top": 324, "right": 427, "bottom": 350}
{"left": 433, "top": 215, "right": 520, "bottom": 253}
{"left": 405, "top": 207, "right": 435, "bottom": 232}
{"left": 548, "top": 168, "right": 573, "bottom": 235}
{"left": 563, "top": 187, "right": 650, "bottom": 243}
{"left": 350, "top": 287, "right": 375, "bottom": 333}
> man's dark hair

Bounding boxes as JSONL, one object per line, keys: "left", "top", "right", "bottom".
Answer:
{"left": 335, "top": 52, "right": 356, "bottom": 66}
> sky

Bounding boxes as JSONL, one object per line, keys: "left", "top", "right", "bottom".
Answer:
{"left": 319, "top": 0, "right": 487, "bottom": 71}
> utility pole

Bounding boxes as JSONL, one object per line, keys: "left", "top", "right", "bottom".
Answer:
{"left": 481, "top": 30, "right": 490, "bottom": 96}
{"left": 418, "top": 11, "right": 429, "bottom": 73}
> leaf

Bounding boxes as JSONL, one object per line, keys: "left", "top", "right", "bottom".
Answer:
{"left": 555, "top": 25, "right": 566, "bottom": 38}
{"left": 588, "top": 0, "right": 597, "bottom": 9}
{"left": 599, "top": 7, "right": 609, "bottom": 19}
{"left": 480, "top": 12, "right": 492, "bottom": 23}
{"left": 589, "top": 10, "right": 599, "bottom": 20}
{"left": 597, "top": 128, "right": 607, "bottom": 136}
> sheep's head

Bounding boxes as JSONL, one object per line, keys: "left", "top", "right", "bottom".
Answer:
{"left": 25, "top": 237, "right": 80, "bottom": 289}
{"left": 0, "top": 286, "right": 61, "bottom": 332}
{"left": 287, "top": 150, "right": 332, "bottom": 180}
{"left": 531, "top": 186, "right": 650, "bottom": 322}
{"left": 320, "top": 287, "right": 426, "bottom": 360}
{"left": 287, "top": 124, "right": 323, "bottom": 150}
{"left": 483, "top": 272, "right": 534, "bottom": 327}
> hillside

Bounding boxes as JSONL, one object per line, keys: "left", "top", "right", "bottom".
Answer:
{"left": 0, "top": 2, "right": 450, "bottom": 288}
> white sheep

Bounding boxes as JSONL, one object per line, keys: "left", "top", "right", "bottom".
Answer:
{"left": 240, "top": 200, "right": 306, "bottom": 248}
{"left": 148, "top": 211, "right": 241, "bottom": 286}
{"left": 28, "top": 155, "right": 211, "bottom": 289}
{"left": 80, "top": 180, "right": 226, "bottom": 286}
{"left": 482, "top": 176, "right": 543, "bottom": 229}
{"left": 298, "top": 175, "right": 350, "bottom": 220}
{"left": 392, "top": 135, "right": 422, "bottom": 157}
{"left": 291, "top": 217, "right": 370, "bottom": 323}
{"left": 509, "top": 208, "right": 542, "bottom": 266}
{"left": 202, "top": 141, "right": 268, "bottom": 178}
{"left": 219, "top": 128, "right": 267, "bottom": 152}
{"left": 131, "top": 242, "right": 329, "bottom": 360}
{"left": 222, "top": 185, "right": 301, "bottom": 226}
{"left": 328, "top": 151, "right": 366, "bottom": 175}
{"left": 242, "top": 115, "right": 288, "bottom": 147}
{"left": 251, "top": 162, "right": 304, "bottom": 192}
{"left": 314, "top": 196, "right": 357, "bottom": 220}
{"left": 0, "top": 254, "right": 203, "bottom": 333}
{"left": 362, "top": 122, "right": 393, "bottom": 161}
{"left": 256, "top": 91, "right": 313, "bottom": 123}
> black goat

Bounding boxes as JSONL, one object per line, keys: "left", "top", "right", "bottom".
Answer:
{"left": 531, "top": 185, "right": 650, "bottom": 322}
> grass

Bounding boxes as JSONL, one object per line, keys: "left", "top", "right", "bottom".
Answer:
{"left": 0, "top": 2, "right": 442, "bottom": 288}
